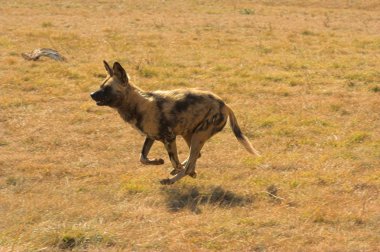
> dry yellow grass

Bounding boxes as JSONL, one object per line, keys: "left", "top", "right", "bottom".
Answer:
{"left": 0, "top": 0, "right": 379, "bottom": 251}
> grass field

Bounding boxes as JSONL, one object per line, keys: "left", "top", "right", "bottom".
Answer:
{"left": 0, "top": 0, "right": 379, "bottom": 251}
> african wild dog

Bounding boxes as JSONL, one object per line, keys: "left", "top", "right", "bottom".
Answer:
{"left": 90, "top": 61, "right": 260, "bottom": 184}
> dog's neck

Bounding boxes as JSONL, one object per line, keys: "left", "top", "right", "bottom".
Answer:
{"left": 116, "top": 84, "right": 150, "bottom": 123}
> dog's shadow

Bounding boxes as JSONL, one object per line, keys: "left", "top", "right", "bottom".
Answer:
{"left": 161, "top": 185, "right": 253, "bottom": 214}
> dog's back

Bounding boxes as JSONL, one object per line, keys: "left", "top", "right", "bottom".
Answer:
{"left": 148, "top": 89, "right": 227, "bottom": 137}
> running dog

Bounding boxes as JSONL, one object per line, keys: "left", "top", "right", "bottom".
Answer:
{"left": 90, "top": 61, "right": 260, "bottom": 184}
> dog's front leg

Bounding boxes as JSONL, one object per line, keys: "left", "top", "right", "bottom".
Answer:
{"left": 163, "top": 138, "right": 183, "bottom": 176}
{"left": 140, "top": 137, "right": 164, "bottom": 165}
{"left": 160, "top": 138, "right": 187, "bottom": 185}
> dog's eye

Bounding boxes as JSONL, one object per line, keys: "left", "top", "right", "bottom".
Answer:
{"left": 103, "top": 86, "right": 111, "bottom": 94}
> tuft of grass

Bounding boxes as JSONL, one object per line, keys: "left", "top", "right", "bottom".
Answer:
{"left": 0, "top": 37, "right": 12, "bottom": 47}
{"left": 138, "top": 67, "right": 159, "bottom": 78}
{"left": 260, "top": 120, "right": 274, "bottom": 128}
{"left": 0, "top": 141, "right": 9, "bottom": 147}
{"left": 58, "top": 233, "right": 85, "bottom": 250}
{"left": 256, "top": 44, "right": 273, "bottom": 54}
{"left": 313, "top": 214, "right": 334, "bottom": 224}
{"left": 120, "top": 179, "right": 150, "bottom": 194}
{"left": 41, "top": 21, "right": 53, "bottom": 28}
{"left": 240, "top": 8, "right": 255, "bottom": 15}
{"left": 6, "top": 177, "right": 18, "bottom": 186}
{"left": 275, "top": 128, "right": 296, "bottom": 137}
{"left": 289, "top": 180, "right": 300, "bottom": 189}
{"left": 56, "top": 232, "right": 115, "bottom": 250}
{"left": 264, "top": 74, "right": 283, "bottom": 83}
{"left": 369, "top": 85, "right": 379, "bottom": 93}
{"left": 242, "top": 156, "right": 264, "bottom": 167}
{"left": 301, "top": 30, "right": 317, "bottom": 36}
{"left": 347, "top": 132, "right": 370, "bottom": 145}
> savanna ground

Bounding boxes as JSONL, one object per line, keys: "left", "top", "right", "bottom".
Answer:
{"left": 0, "top": 0, "right": 379, "bottom": 251}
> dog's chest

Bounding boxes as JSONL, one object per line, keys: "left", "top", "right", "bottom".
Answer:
{"left": 128, "top": 119, "right": 145, "bottom": 136}
{"left": 119, "top": 109, "right": 143, "bottom": 131}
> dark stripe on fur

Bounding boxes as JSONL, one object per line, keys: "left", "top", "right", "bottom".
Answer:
{"left": 232, "top": 125, "right": 243, "bottom": 139}
{"left": 156, "top": 97, "right": 175, "bottom": 141}
{"left": 134, "top": 107, "right": 144, "bottom": 132}
{"left": 212, "top": 117, "right": 227, "bottom": 135}
{"left": 174, "top": 93, "right": 204, "bottom": 113}
{"left": 193, "top": 109, "right": 212, "bottom": 133}
{"left": 123, "top": 104, "right": 144, "bottom": 132}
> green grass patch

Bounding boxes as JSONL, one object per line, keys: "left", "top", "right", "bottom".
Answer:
{"left": 369, "top": 85, "right": 379, "bottom": 93}
{"left": 347, "top": 132, "right": 370, "bottom": 145}
{"left": 138, "top": 67, "right": 159, "bottom": 78}
{"left": 240, "top": 8, "right": 255, "bottom": 15}
{"left": 6, "top": 177, "right": 18, "bottom": 186}
{"left": 301, "top": 30, "right": 317, "bottom": 36}
{"left": 56, "top": 231, "right": 115, "bottom": 250}
{"left": 41, "top": 21, "right": 53, "bottom": 28}
{"left": 0, "top": 140, "right": 9, "bottom": 147}
{"left": 0, "top": 36, "right": 12, "bottom": 47}
{"left": 120, "top": 179, "right": 151, "bottom": 194}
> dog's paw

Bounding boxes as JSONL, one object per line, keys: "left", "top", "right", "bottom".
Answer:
{"left": 141, "top": 158, "right": 164, "bottom": 165}
{"left": 160, "top": 178, "right": 174, "bottom": 185}
{"left": 170, "top": 168, "right": 183, "bottom": 176}
{"left": 188, "top": 171, "right": 197, "bottom": 178}
{"left": 155, "top": 158, "right": 165, "bottom": 165}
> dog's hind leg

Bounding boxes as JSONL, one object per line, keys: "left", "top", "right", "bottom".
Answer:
{"left": 181, "top": 134, "right": 201, "bottom": 167}
{"left": 184, "top": 134, "right": 206, "bottom": 178}
{"left": 140, "top": 137, "right": 164, "bottom": 165}
{"left": 160, "top": 169, "right": 187, "bottom": 185}
{"left": 181, "top": 111, "right": 229, "bottom": 179}
{"left": 160, "top": 134, "right": 206, "bottom": 185}
{"left": 161, "top": 135, "right": 205, "bottom": 185}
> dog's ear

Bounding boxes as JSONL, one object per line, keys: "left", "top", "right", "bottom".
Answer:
{"left": 113, "top": 62, "right": 129, "bottom": 85}
{"left": 103, "top": 60, "right": 113, "bottom": 76}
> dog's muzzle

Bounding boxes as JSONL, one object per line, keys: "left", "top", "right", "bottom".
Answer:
{"left": 90, "top": 90, "right": 106, "bottom": 106}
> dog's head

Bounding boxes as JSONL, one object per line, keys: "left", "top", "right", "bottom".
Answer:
{"left": 90, "top": 61, "right": 129, "bottom": 107}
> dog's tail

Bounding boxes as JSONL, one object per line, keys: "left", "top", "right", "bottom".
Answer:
{"left": 226, "top": 105, "right": 261, "bottom": 156}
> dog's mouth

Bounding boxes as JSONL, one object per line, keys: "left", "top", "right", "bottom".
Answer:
{"left": 91, "top": 91, "right": 109, "bottom": 106}
{"left": 95, "top": 100, "right": 106, "bottom": 106}
{"left": 90, "top": 89, "right": 121, "bottom": 107}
